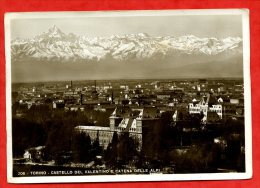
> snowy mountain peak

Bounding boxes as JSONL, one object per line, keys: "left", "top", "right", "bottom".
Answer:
{"left": 11, "top": 26, "right": 243, "bottom": 63}
{"left": 49, "top": 25, "right": 59, "bottom": 32}
{"left": 46, "top": 25, "right": 65, "bottom": 38}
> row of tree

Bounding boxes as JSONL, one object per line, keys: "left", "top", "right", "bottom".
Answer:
{"left": 104, "top": 132, "right": 140, "bottom": 168}
{"left": 12, "top": 105, "right": 92, "bottom": 158}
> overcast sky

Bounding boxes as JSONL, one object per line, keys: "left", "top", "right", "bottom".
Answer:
{"left": 11, "top": 14, "right": 242, "bottom": 39}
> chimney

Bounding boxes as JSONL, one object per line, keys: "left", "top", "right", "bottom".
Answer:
{"left": 112, "top": 90, "right": 114, "bottom": 103}
{"left": 80, "top": 93, "right": 83, "bottom": 105}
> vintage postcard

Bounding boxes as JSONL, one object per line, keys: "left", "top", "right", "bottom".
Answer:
{"left": 5, "top": 9, "right": 251, "bottom": 183}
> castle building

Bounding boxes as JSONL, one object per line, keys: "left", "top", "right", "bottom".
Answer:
{"left": 188, "top": 93, "right": 222, "bottom": 123}
{"left": 74, "top": 106, "right": 143, "bottom": 149}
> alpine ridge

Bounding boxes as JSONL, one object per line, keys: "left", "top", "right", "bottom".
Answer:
{"left": 11, "top": 25, "right": 242, "bottom": 63}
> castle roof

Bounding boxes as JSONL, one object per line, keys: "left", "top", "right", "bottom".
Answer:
{"left": 75, "top": 125, "right": 111, "bottom": 131}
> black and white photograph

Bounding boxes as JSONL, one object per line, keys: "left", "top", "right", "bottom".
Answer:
{"left": 5, "top": 9, "right": 251, "bottom": 183}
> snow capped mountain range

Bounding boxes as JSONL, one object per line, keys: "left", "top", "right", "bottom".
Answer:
{"left": 11, "top": 25, "right": 242, "bottom": 62}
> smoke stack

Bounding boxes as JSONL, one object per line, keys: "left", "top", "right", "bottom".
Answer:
{"left": 112, "top": 90, "right": 114, "bottom": 103}
{"left": 80, "top": 93, "right": 83, "bottom": 105}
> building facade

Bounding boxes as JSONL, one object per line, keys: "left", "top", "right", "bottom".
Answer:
{"left": 75, "top": 107, "right": 143, "bottom": 149}
{"left": 188, "top": 94, "right": 222, "bottom": 123}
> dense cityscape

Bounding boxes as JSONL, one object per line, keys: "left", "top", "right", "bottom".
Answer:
{"left": 12, "top": 78, "right": 245, "bottom": 176}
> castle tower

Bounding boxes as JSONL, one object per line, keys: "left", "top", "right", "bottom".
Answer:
{"left": 136, "top": 109, "right": 143, "bottom": 133}
{"left": 109, "top": 108, "right": 117, "bottom": 131}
